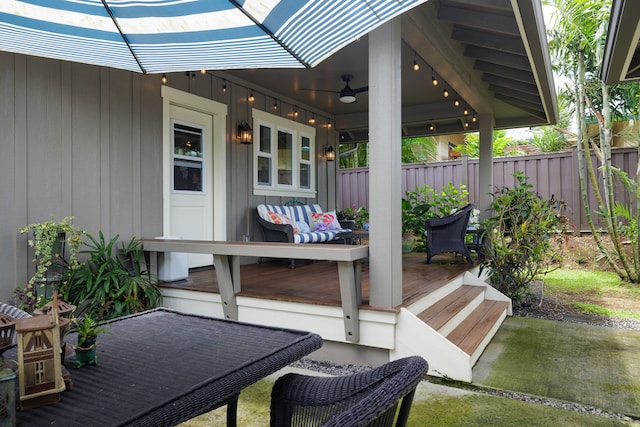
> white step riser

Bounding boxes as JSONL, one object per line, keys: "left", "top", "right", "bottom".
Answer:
{"left": 437, "top": 289, "right": 486, "bottom": 336}
{"left": 406, "top": 275, "right": 465, "bottom": 315}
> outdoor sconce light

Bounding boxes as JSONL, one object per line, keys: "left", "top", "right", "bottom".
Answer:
{"left": 324, "top": 145, "right": 335, "bottom": 162}
{"left": 237, "top": 120, "right": 253, "bottom": 144}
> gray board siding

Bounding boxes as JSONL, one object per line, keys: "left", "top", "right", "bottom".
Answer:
{"left": 0, "top": 52, "right": 335, "bottom": 301}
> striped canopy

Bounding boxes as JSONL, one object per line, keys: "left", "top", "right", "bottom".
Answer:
{"left": 0, "top": 0, "right": 426, "bottom": 74}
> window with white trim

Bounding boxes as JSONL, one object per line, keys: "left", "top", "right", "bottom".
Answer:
{"left": 253, "top": 109, "right": 316, "bottom": 197}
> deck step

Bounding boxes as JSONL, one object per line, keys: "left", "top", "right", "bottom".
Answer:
{"left": 417, "top": 285, "right": 485, "bottom": 331}
{"left": 446, "top": 300, "right": 510, "bottom": 356}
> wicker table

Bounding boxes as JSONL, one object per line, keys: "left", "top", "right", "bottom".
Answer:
{"left": 337, "top": 230, "right": 369, "bottom": 245}
{"left": 13, "top": 308, "right": 322, "bottom": 427}
{"left": 466, "top": 227, "right": 486, "bottom": 256}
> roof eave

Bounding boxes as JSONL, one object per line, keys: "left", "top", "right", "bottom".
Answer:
{"left": 601, "top": 0, "right": 640, "bottom": 84}
{"left": 514, "top": 0, "right": 559, "bottom": 126}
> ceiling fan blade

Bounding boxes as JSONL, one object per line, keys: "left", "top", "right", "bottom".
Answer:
{"left": 354, "top": 86, "right": 368, "bottom": 94}
{"left": 300, "top": 88, "right": 339, "bottom": 93}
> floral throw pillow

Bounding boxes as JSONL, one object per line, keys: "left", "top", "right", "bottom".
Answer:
{"left": 267, "top": 211, "right": 299, "bottom": 234}
{"left": 311, "top": 211, "right": 341, "bottom": 231}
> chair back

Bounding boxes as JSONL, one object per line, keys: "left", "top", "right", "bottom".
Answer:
{"left": 450, "top": 203, "right": 474, "bottom": 236}
{"left": 270, "top": 356, "right": 428, "bottom": 427}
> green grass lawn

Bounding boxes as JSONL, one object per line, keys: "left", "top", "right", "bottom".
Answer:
{"left": 180, "top": 373, "right": 640, "bottom": 426}
{"left": 542, "top": 269, "right": 640, "bottom": 320}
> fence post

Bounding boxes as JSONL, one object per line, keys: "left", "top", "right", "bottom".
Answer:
{"left": 461, "top": 155, "right": 469, "bottom": 198}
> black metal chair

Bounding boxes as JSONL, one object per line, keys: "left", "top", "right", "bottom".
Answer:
{"left": 425, "top": 203, "right": 474, "bottom": 264}
{"left": 270, "top": 356, "right": 428, "bottom": 427}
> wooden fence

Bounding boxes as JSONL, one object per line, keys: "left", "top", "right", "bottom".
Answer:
{"left": 338, "top": 147, "right": 639, "bottom": 232}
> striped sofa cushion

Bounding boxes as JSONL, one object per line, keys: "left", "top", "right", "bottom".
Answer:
{"left": 257, "top": 204, "right": 292, "bottom": 222}
{"left": 288, "top": 204, "right": 311, "bottom": 224}
{"left": 294, "top": 230, "right": 342, "bottom": 243}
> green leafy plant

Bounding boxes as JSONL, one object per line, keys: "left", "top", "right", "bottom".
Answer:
{"left": 72, "top": 315, "right": 107, "bottom": 347}
{"left": 336, "top": 206, "right": 369, "bottom": 229}
{"left": 402, "top": 183, "right": 469, "bottom": 251}
{"left": 481, "top": 172, "right": 568, "bottom": 303}
{"left": 12, "top": 282, "right": 49, "bottom": 314}
{"left": 19, "top": 215, "right": 87, "bottom": 287}
{"left": 531, "top": 126, "right": 569, "bottom": 153}
{"left": 63, "top": 231, "right": 162, "bottom": 321}
{"left": 456, "top": 130, "right": 519, "bottom": 158}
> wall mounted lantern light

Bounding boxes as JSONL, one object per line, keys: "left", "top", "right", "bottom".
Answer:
{"left": 324, "top": 145, "right": 335, "bottom": 161}
{"left": 237, "top": 120, "right": 253, "bottom": 144}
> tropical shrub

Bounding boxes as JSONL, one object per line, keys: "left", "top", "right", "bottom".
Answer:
{"left": 531, "top": 126, "right": 569, "bottom": 153}
{"left": 63, "top": 232, "right": 162, "bottom": 320}
{"left": 481, "top": 172, "right": 568, "bottom": 303}
{"left": 402, "top": 183, "right": 469, "bottom": 251}
{"left": 456, "top": 130, "right": 520, "bottom": 158}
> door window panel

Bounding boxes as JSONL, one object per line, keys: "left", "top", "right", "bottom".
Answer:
{"left": 173, "top": 123, "right": 204, "bottom": 192}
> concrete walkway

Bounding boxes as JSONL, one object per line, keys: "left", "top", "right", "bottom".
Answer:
{"left": 472, "top": 316, "right": 640, "bottom": 418}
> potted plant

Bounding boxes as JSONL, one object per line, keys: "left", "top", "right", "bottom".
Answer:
{"left": 337, "top": 206, "right": 369, "bottom": 230}
{"left": 71, "top": 315, "right": 106, "bottom": 368}
{"left": 63, "top": 232, "right": 162, "bottom": 320}
{"left": 19, "top": 216, "right": 86, "bottom": 289}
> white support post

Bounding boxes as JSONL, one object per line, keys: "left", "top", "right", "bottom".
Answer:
{"left": 368, "top": 19, "right": 403, "bottom": 308}
{"left": 478, "top": 114, "right": 494, "bottom": 221}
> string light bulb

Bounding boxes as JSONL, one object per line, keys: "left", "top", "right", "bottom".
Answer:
{"left": 454, "top": 99, "right": 460, "bottom": 107}
{"left": 463, "top": 106, "right": 469, "bottom": 116}
{"left": 200, "top": 69, "right": 206, "bottom": 75}
{"left": 431, "top": 68, "right": 438, "bottom": 86}
{"left": 293, "top": 108, "right": 299, "bottom": 118}
{"left": 273, "top": 100, "right": 278, "bottom": 110}
{"left": 309, "top": 115, "right": 316, "bottom": 124}
{"left": 248, "top": 90, "right": 255, "bottom": 102}
{"left": 464, "top": 121, "right": 469, "bottom": 128}
{"left": 472, "top": 115, "right": 477, "bottom": 122}
{"left": 429, "top": 122, "right": 435, "bottom": 132}
{"left": 443, "top": 87, "right": 449, "bottom": 97}
{"left": 413, "top": 52, "right": 420, "bottom": 71}
{"left": 221, "top": 80, "right": 227, "bottom": 92}
{"left": 161, "top": 74, "right": 167, "bottom": 84}
{"left": 327, "top": 121, "right": 332, "bottom": 129}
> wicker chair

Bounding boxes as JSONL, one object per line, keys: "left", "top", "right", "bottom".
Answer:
{"left": 425, "top": 203, "right": 474, "bottom": 264}
{"left": 270, "top": 356, "right": 428, "bottom": 427}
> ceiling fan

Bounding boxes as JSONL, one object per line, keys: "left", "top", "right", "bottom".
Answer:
{"left": 302, "top": 74, "right": 368, "bottom": 104}
{"left": 337, "top": 74, "right": 368, "bottom": 103}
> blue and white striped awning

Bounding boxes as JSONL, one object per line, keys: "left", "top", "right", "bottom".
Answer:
{"left": 0, "top": 0, "right": 426, "bottom": 73}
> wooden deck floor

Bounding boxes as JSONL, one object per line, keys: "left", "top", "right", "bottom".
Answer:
{"left": 158, "top": 253, "right": 475, "bottom": 309}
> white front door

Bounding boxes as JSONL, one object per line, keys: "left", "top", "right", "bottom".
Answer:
{"left": 162, "top": 87, "right": 228, "bottom": 269}
{"left": 168, "top": 105, "right": 214, "bottom": 268}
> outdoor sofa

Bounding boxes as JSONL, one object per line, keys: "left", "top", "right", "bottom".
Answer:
{"left": 256, "top": 203, "right": 350, "bottom": 244}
